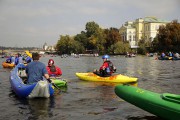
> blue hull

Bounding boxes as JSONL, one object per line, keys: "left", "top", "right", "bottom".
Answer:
{"left": 10, "top": 64, "right": 54, "bottom": 98}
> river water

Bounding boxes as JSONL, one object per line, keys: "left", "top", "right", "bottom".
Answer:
{"left": 0, "top": 55, "right": 179, "bottom": 120}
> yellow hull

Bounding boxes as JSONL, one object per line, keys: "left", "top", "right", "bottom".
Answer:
{"left": 76, "top": 72, "right": 138, "bottom": 83}
{"left": 25, "top": 51, "right": 32, "bottom": 58}
{"left": 2, "top": 62, "right": 15, "bottom": 68}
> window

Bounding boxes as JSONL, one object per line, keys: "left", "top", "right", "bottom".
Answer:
{"left": 155, "top": 25, "right": 159, "bottom": 30}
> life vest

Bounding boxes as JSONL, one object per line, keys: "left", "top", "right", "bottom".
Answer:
{"left": 106, "top": 61, "right": 115, "bottom": 74}
{"left": 100, "top": 61, "right": 115, "bottom": 75}
{"left": 46, "top": 65, "right": 62, "bottom": 76}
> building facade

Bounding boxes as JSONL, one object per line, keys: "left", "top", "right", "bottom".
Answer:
{"left": 43, "top": 42, "right": 55, "bottom": 51}
{"left": 119, "top": 17, "right": 169, "bottom": 48}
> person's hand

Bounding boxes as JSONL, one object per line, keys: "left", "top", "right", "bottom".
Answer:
{"left": 113, "top": 66, "right": 116, "bottom": 72}
{"left": 47, "top": 78, "right": 54, "bottom": 83}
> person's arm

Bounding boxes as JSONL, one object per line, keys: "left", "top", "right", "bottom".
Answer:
{"left": 99, "top": 63, "right": 105, "bottom": 70}
{"left": 56, "top": 67, "right": 62, "bottom": 76}
{"left": 43, "top": 64, "right": 53, "bottom": 83}
{"left": 44, "top": 73, "right": 54, "bottom": 83}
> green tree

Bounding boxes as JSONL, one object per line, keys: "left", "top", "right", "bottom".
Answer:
{"left": 104, "top": 27, "right": 122, "bottom": 53}
{"left": 113, "top": 41, "right": 130, "bottom": 54}
{"left": 74, "top": 31, "right": 88, "bottom": 49}
{"left": 56, "top": 35, "right": 85, "bottom": 54}
{"left": 85, "top": 21, "right": 100, "bottom": 37}
{"left": 85, "top": 21, "right": 106, "bottom": 53}
{"left": 137, "top": 39, "right": 147, "bottom": 55}
{"left": 152, "top": 20, "right": 180, "bottom": 52}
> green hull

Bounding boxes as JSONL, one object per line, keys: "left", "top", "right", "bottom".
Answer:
{"left": 115, "top": 84, "right": 180, "bottom": 120}
{"left": 51, "top": 78, "right": 67, "bottom": 88}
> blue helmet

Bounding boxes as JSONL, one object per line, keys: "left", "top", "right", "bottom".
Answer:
{"left": 102, "top": 54, "right": 110, "bottom": 59}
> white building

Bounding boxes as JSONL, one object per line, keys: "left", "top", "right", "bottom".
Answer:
{"left": 43, "top": 42, "right": 55, "bottom": 51}
{"left": 119, "top": 22, "right": 137, "bottom": 48}
{"left": 119, "top": 17, "right": 169, "bottom": 48}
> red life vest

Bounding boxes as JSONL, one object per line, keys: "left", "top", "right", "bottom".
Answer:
{"left": 46, "top": 65, "right": 62, "bottom": 76}
{"left": 99, "top": 61, "right": 114, "bottom": 75}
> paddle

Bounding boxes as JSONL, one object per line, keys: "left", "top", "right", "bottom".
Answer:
{"left": 47, "top": 78, "right": 61, "bottom": 91}
{"left": 52, "top": 83, "right": 61, "bottom": 91}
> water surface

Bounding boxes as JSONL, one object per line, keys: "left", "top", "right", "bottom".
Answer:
{"left": 0, "top": 55, "right": 179, "bottom": 120}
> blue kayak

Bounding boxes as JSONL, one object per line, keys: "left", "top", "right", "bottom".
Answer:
{"left": 10, "top": 63, "right": 54, "bottom": 98}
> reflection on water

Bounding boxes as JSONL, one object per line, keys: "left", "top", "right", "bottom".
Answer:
{"left": 27, "top": 98, "right": 54, "bottom": 119}
{"left": 0, "top": 56, "right": 179, "bottom": 120}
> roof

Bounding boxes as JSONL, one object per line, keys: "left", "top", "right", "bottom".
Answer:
{"left": 144, "top": 17, "right": 169, "bottom": 23}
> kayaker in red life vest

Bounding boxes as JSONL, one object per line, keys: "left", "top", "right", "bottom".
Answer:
{"left": 46, "top": 59, "right": 62, "bottom": 77}
{"left": 94, "top": 54, "right": 116, "bottom": 77}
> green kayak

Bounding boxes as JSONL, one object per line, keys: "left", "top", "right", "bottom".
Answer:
{"left": 51, "top": 78, "right": 67, "bottom": 88}
{"left": 115, "top": 84, "right": 180, "bottom": 120}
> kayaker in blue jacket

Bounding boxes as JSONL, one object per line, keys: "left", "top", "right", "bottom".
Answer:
{"left": 15, "top": 54, "right": 19, "bottom": 65}
{"left": 6, "top": 55, "right": 15, "bottom": 64}
{"left": 25, "top": 56, "right": 33, "bottom": 63}
{"left": 25, "top": 53, "right": 52, "bottom": 84}
{"left": 6, "top": 56, "right": 12, "bottom": 63}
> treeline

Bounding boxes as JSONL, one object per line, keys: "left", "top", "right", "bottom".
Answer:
{"left": 56, "top": 20, "right": 180, "bottom": 55}
{"left": 56, "top": 21, "right": 130, "bottom": 55}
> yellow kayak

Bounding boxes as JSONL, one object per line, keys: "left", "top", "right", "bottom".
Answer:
{"left": 25, "top": 51, "right": 32, "bottom": 58}
{"left": 76, "top": 72, "right": 138, "bottom": 83}
{"left": 2, "top": 62, "right": 15, "bottom": 68}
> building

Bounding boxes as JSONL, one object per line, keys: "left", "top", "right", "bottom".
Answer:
{"left": 119, "top": 17, "right": 169, "bottom": 48}
{"left": 43, "top": 42, "right": 55, "bottom": 51}
{"left": 43, "top": 42, "right": 48, "bottom": 50}
{"left": 119, "top": 21, "right": 136, "bottom": 48}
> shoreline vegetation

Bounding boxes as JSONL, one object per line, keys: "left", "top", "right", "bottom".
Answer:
{"left": 1, "top": 20, "right": 180, "bottom": 56}
{"left": 55, "top": 20, "right": 180, "bottom": 55}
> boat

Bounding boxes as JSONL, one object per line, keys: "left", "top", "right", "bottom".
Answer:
{"left": 172, "top": 57, "right": 180, "bottom": 60}
{"left": 76, "top": 72, "right": 138, "bottom": 83}
{"left": 25, "top": 50, "right": 32, "bottom": 58}
{"left": 50, "top": 77, "right": 67, "bottom": 88}
{"left": 2, "top": 62, "right": 15, "bottom": 68}
{"left": 115, "top": 84, "right": 180, "bottom": 120}
{"left": 10, "top": 63, "right": 54, "bottom": 98}
{"left": 157, "top": 56, "right": 180, "bottom": 60}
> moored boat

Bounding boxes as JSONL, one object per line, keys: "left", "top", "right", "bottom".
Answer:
{"left": 10, "top": 63, "right": 54, "bottom": 98}
{"left": 76, "top": 72, "right": 138, "bottom": 83}
{"left": 157, "top": 56, "right": 180, "bottom": 60}
{"left": 2, "top": 62, "right": 15, "bottom": 68}
{"left": 115, "top": 84, "right": 180, "bottom": 120}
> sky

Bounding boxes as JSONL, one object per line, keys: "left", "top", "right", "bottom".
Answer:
{"left": 0, "top": 0, "right": 179, "bottom": 48}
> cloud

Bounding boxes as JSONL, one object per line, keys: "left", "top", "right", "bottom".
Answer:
{"left": 0, "top": 0, "right": 179, "bottom": 47}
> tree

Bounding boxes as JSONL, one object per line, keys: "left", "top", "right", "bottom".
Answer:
{"left": 85, "top": 21, "right": 106, "bottom": 53}
{"left": 137, "top": 39, "right": 147, "bottom": 55}
{"left": 56, "top": 35, "right": 85, "bottom": 54}
{"left": 74, "top": 31, "right": 88, "bottom": 49}
{"left": 85, "top": 21, "right": 100, "bottom": 37}
{"left": 113, "top": 41, "right": 130, "bottom": 54}
{"left": 104, "top": 27, "right": 122, "bottom": 53}
{"left": 152, "top": 20, "right": 180, "bottom": 52}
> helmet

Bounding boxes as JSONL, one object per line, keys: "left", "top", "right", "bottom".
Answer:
{"left": 48, "top": 59, "right": 54, "bottom": 65}
{"left": 102, "top": 54, "right": 110, "bottom": 59}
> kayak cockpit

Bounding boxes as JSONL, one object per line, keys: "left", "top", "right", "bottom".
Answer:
{"left": 162, "top": 93, "right": 180, "bottom": 104}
